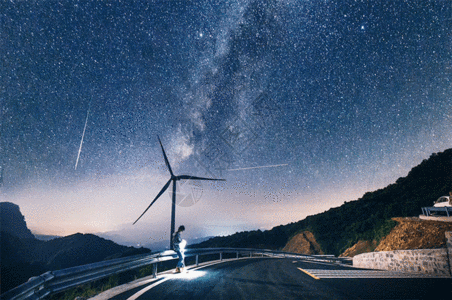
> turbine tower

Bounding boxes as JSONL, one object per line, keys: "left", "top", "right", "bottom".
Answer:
{"left": 133, "top": 136, "right": 225, "bottom": 249}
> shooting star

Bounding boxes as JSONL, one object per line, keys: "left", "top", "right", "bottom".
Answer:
{"left": 226, "top": 164, "right": 288, "bottom": 171}
{"left": 75, "top": 106, "right": 90, "bottom": 170}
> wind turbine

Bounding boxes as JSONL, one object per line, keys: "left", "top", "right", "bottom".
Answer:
{"left": 133, "top": 136, "right": 225, "bottom": 249}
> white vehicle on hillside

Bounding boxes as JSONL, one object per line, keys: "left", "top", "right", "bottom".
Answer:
{"left": 433, "top": 196, "right": 452, "bottom": 207}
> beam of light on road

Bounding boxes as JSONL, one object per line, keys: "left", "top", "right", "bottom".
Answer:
{"left": 126, "top": 270, "right": 207, "bottom": 300}
{"left": 178, "top": 270, "right": 206, "bottom": 280}
{"left": 226, "top": 164, "right": 288, "bottom": 171}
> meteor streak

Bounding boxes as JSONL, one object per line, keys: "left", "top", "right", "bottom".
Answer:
{"left": 75, "top": 107, "right": 90, "bottom": 170}
{"left": 226, "top": 164, "right": 288, "bottom": 171}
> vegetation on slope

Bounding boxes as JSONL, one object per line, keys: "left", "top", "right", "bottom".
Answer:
{"left": 193, "top": 149, "right": 452, "bottom": 256}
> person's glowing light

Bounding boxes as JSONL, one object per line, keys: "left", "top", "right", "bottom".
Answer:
{"left": 180, "top": 239, "right": 187, "bottom": 250}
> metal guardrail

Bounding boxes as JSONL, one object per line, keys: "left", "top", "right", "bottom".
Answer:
{"left": 422, "top": 206, "right": 452, "bottom": 217}
{"left": 1, "top": 248, "right": 346, "bottom": 300}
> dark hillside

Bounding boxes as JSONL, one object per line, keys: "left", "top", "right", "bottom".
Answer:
{"left": 0, "top": 231, "right": 47, "bottom": 294}
{"left": 193, "top": 149, "right": 452, "bottom": 255}
{"left": 31, "top": 233, "right": 150, "bottom": 270}
{"left": 0, "top": 202, "right": 151, "bottom": 293}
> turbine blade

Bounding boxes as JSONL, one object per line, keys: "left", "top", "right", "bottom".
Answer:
{"left": 133, "top": 178, "right": 172, "bottom": 225}
{"left": 176, "top": 175, "right": 226, "bottom": 181}
{"left": 157, "top": 136, "right": 174, "bottom": 177}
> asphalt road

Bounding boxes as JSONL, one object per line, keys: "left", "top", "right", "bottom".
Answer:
{"left": 101, "top": 257, "right": 452, "bottom": 300}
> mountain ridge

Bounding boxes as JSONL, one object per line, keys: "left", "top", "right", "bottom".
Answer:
{"left": 193, "top": 148, "right": 452, "bottom": 255}
{"left": 0, "top": 203, "right": 151, "bottom": 293}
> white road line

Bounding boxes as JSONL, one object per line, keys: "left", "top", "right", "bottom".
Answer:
{"left": 127, "top": 277, "right": 171, "bottom": 300}
{"left": 297, "top": 268, "right": 320, "bottom": 280}
{"left": 89, "top": 276, "right": 160, "bottom": 300}
{"left": 301, "top": 269, "right": 451, "bottom": 279}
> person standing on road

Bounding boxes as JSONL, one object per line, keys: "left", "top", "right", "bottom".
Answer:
{"left": 173, "top": 225, "right": 186, "bottom": 273}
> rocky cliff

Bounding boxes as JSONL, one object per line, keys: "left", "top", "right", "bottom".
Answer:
{"left": 0, "top": 202, "right": 35, "bottom": 240}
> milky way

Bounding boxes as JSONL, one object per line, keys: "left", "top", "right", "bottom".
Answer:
{"left": 1, "top": 1, "right": 451, "bottom": 242}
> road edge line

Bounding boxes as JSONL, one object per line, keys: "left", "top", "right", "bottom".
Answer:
{"left": 297, "top": 267, "right": 320, "bottom": 280}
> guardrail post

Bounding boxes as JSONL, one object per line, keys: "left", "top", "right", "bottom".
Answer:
{"left": 236, "top": 252, "right": 239, "bottom": 259}
{"left": 196, "top": 255, "right": 199, "bottom": 266}
{"left": 220, "top": 252, "right": 223, "bottom": 261}
{"left": 152, "top": 263, "right": 157, "bottom": 278}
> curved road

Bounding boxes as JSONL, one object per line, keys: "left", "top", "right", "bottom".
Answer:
{"left": 97, "top": 257, "right": 451, "bottom": 300}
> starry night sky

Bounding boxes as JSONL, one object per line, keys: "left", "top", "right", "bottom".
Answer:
{"left": 1, "top": 1, "right": 451, "bottom": 245}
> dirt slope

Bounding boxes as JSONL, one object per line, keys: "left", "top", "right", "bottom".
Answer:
{"left": 282, "top": 231, "right": 323, "bottom": 255}
{"left": 341, "top": 217, "right": 452, "bottom": 257}
{"left": 340, "top": 240, "right": 377, "bottom": 257}
{"left": 375, "top": 217, "right": 452, "bottom": 251}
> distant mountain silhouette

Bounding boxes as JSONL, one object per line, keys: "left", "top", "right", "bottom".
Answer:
{"left": 31, "top": 233, "right": 150, "bottom": 270}
{"left": 141, "top": 236, "right": 214, "bottom": 252}
{"left": 34, "top": 234, "right": 60, "bottom": 241}
{"left": 0, "top": 202, "right": 150, "bottom": 293}
{"left": 193, "top": 148, "right": 452, "bottom": 255}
